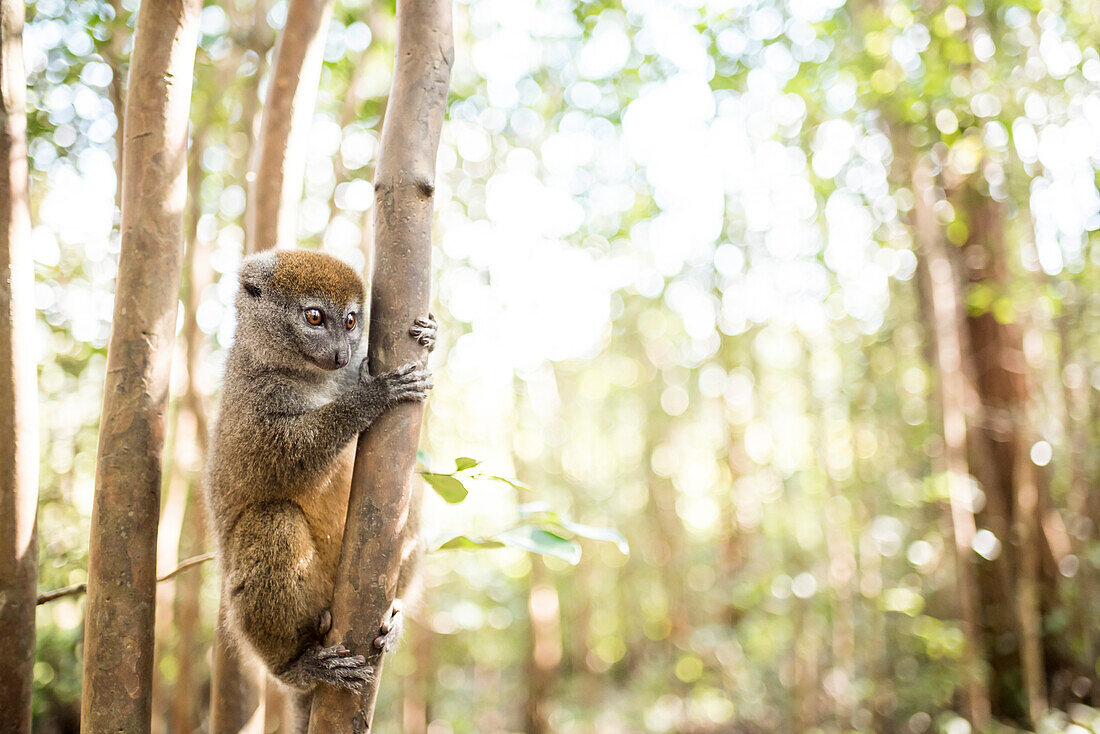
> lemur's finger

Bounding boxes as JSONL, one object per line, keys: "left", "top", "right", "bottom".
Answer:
{"left": 324, "top": 654, "right": 367, "bottom": 669}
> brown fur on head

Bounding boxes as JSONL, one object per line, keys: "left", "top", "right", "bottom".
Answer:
{"left": 268, "top": 250, "right": 365, "bottom": 305}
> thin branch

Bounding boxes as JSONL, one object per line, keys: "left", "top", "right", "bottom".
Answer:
{"left": 37, "top": 553, "right": 214, "bottom": 606}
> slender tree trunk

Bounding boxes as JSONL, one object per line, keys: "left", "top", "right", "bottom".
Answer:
{"left": 167, "top": 136, "right": 214, "bottom": 734}
{"left": 101, "top": 0, "right": 126, "bottom": 219}
{"left": 152, "top": 458, "right": 188, "bottom": 734}
{"left": 247, "top": 0, "right": 333, "bottom": 252}
{"left": 524, "top": 560, "right": 561, "bottom": 734}
{"left": 308, "top": 2, "right": 452, "bottom": 729}
{"left": 263, "top": 680, "right": 291, "bottom": 734}
{"left": 0, "top": 0, "right": 38, "bottom": 730}
{"left": 80, "top": 2, "right": 201, "bottom": 731}
{"left": 950, "top": 180, "right": 1049, "bottom": 725}
{"left": 401, "top": 620, "right": 432, "bottom": 734}
{"left": 910, "top": 155, "right": 992, "bottom": 729}
{"left": 172, "top": 497, "right": 206, "bottom": 734}
{"left": 210, "top": 618, "right": 266, "bottom": 734}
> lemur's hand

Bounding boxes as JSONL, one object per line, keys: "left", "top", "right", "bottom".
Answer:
{"left": 365, "top": 362, "right": 433, "bottom": 405}
{"left": 280, "top": 642, "right": 373, "bottom": 692}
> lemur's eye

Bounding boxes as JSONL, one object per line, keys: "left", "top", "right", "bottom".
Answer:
{"left": 305, "top": 308, "right": 324, "bottom": 326}
{"left": 345, "top": 313, "right": 356, "bottom": 330}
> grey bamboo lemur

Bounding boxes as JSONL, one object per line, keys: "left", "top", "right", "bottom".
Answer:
{"left": 204, "top": 249, "right": 436, "bottom": 692}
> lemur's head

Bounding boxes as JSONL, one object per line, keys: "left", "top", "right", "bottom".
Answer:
{"left": 236, "top": 250, "right": 366, "bottom": 373}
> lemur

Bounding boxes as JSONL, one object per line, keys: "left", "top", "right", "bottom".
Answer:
{"left": 204, "top": 249, "right": 435, "bottom": 694}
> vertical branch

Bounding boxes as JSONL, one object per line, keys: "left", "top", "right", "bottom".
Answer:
{"left": 308, "top": 0, "right": 453, "bottom": 730}
{"left": 246, "top": 0, "right": 334, "bottom": 252}
{"left": 0, "top": 0, "right": 38, "bottom": 730}
{"left": 79, "top": 1, "right": 202, "bottom": 731}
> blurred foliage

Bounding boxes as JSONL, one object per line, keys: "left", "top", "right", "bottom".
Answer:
{"left": 24, "top": 0, "right": 1100, "bottom": 732}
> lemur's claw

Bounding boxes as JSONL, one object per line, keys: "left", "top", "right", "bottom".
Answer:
{"left": 374, "top": 599, "right": 404, "bottom": 652}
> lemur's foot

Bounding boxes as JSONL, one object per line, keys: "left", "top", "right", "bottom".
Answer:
{"left": 374, "top": 598, "right": 404, "bottom": 652}
{"left": 409, "top": 313, "right": 438, "bottom": 351}
{"left": 382, "top": 363, "right": 433, "bottom": 403}
{"left": 281, "top": 642, "right": 372, "bottom": 692}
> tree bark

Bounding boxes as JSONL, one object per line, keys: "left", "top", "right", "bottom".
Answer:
{"left": 247, "top": 0, "right": 333, "bottom": 252}
{"left": 79, "top": 1, "right": 202, "bottom": 731}
{"left": 0, "top": 0, "right": 38, "bottom": 730}
{"left": 307, "top": 1, "right": 452, "bottom": 729}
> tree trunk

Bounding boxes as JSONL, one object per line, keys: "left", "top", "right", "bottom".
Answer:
{"left": 262, "top": 679, "right": 291, "bottom": 734}
{"left": 949, "top": 179, "right": 1049, "bottom": 725}
{"left": 247, "top": 0, "right": 333, "bottom": 252}
{"left": 80, "top": 1, "right": 201, "bottom": 731}
{"left": 172, "top": 495, "right": 206, "bottom": 734}
{"left": 171, "top": 138, "right": 214, "bottom": 734}
{"left": 307, "top": 1, "right": 452, "bottom": 729}
{"left": 101, "top": 0, "right": 126, "bottom": 219}
{"left": 210, "top": 618, "right": 266, "bottom": 734}
{"left": 401, "top": 620, "right": 432, "bottom": 734}
{"left": 0, "top": 0, "right": 38, "bottom": 730}
{"left": 524, "top": 561, "right": 561, "bottom": 734}
{"left": 910, "top": 155, "right": 992, "bottom": 729}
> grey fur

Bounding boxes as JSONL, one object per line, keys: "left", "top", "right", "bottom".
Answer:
{"left": 204, "top": 249, "right": 433, "bottom": 699}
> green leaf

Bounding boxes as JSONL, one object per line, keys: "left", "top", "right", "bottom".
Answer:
{"left": 558, "top": 519, "right": 630, "bottom": 555}
{"left": 454, "top": 456, "right": 480, "bottom": 472}
{"left": 496, "top": 526, "right": 581, "bottom": 565}
{"left": 421, "top": 473, "right": 469, "bottom": 503}
{"left": 433, "top": 535, "right": 505, "bottom": 552}
{"left": 515, "top": 504, "right": 629, "bottom": 555}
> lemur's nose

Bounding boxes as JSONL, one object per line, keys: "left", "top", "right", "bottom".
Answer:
{"left": 334, "top": 348, "right": 349, "bottom": 368}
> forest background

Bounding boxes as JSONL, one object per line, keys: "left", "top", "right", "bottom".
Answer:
{"left": 20, "top": 0, "right": 1100, "bottom": 732}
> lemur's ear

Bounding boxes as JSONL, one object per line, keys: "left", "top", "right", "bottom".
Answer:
{"left": 238, "top": 251, "right": 277, "bottom": 298}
